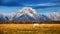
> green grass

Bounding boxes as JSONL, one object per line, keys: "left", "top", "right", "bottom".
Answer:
{"left": 0, "top": 24, "right": 60, "bottom": 34}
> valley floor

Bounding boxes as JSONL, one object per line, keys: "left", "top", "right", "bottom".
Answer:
{"left": 0, "top": 24, "right": 60, "bottom": 34}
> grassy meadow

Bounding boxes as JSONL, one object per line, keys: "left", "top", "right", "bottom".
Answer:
{"left": 0, "top": 24, "right": 60, "bottom": 34}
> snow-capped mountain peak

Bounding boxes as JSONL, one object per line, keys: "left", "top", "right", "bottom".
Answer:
{"left": 48, "top": 12, "right": 60, "bottom": 21}
{"left": 0, "top": 7, "right": 60, "bottom": 21}
{"left": 0, "top": 7, "right": 51, "bottom": 21}
{"left": 8, "top": 12, "right": 16, "bottom": 20}
{"left": 17, "top": 7, "right": 37, "bottom": 14}
{"left": 52, "top": 12, "right": 60, "bottom": 17}
{"left": 14, "top": 7, "right": 39, "bottom": 19}
{"left": 0, "top": 13, "right": 6, "bottom": 20}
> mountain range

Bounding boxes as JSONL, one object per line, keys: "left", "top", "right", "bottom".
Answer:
{"left": 0, "top": 7, "right": 60, "bottom": 21}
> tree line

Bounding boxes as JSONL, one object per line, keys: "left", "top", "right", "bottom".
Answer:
{"left": 0, "top": 20, "right": 60, "bottom": 24}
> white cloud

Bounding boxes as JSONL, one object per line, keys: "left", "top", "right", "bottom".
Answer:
{"left": 37, "top": 3, "right": 57, "bottom": 6}
{"left": 25, "top": 3, "right": 58, "bottom": 6}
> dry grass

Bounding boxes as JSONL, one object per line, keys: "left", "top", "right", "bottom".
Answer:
{"left": 0, "top": 24, "right": 60, "bottom": 34}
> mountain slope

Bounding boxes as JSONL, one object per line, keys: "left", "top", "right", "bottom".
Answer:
{"left": 0, "top": 14, "right": 5, "bottom": 20}
{"left": 48, "top": 12, "right": 60, "bottom": 21}
{"left": 0, "top": 7, "right": 60, "bottom": 21}
{"left": 8, "top": 7, "right": 51, "bottom": 21}
{"left": 12, "top": 7, "right": 40, "bottom": 21}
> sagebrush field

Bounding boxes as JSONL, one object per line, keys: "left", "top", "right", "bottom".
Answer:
{"left": 0, "top": 24, "right": 60, "bottom": 34}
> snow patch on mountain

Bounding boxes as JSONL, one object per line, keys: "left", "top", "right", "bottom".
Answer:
{"left": 9, "top": 7, "right": 40, "bottom": 21}
{"left": 1, "top": 7, "right": 60, "bottom": 21}
{"left": 48, "top": 12, "right": 60, "bottom": 21}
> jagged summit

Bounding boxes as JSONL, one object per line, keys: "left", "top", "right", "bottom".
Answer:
{"left": 12, "top": 7, "right": 40, "bottom": 20}
{"left": 17, "top": 7, "right": 37, "bottom": 14}
{"left": 49, "top": 12, "right": 60, "bottom": 21}
{"left": 1, "top": 7, "right": 60, "bottom": 21}
{"left": 0, "top": 13, "right": 5, "bottom": 20}
{"left": 5, "top": 7, "right": 51, "bottom": 21}
{"left": 14, "top": 7, "right": 39, "bottom": 19}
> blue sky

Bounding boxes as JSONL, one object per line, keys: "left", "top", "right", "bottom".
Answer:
{"left": 0, "top": 0, "right": 60, "bottom": 15}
